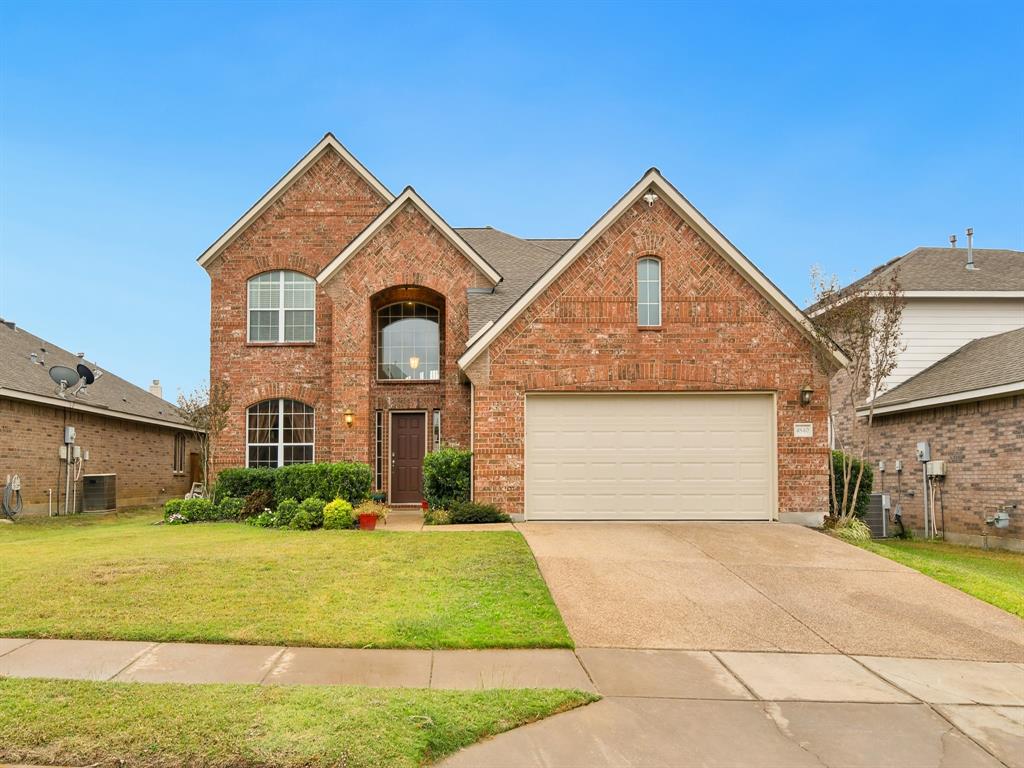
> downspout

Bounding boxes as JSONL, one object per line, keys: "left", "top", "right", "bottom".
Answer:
{"left": 469, "top": 381, "right": 475, "bottom": 502}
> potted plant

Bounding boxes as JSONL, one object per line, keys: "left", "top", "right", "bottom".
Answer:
{"left": 355, "top": 500, "right": 389, "bottom": 531}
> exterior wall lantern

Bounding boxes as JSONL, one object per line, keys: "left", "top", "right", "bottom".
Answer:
{"left": 799, "top": 386, "right": 813, "bottom": 406}
{"left": 343, "top": 408, "right": 354, "bottom": 427}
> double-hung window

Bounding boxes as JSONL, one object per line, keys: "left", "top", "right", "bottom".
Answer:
{"left": 637, "top": 257, "right": 662, "bottom": 327}
{"left": 248, "top": 271, "right": 315, "bottom": 343}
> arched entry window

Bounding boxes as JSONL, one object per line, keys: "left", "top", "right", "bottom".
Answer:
{"left": 246, "top": 399, "right": 314, "bottom": 467}
{"left": 377, "top": 302, "right": 441, "bottom": 380}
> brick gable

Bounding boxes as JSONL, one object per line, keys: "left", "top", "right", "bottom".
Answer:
{"left": 208, "top": 149, "right": 389, "bottom": 473}
{"left": 468, "top": 197, "right": 831, "bottom": 516}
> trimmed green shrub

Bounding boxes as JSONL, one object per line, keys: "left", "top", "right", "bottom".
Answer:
{"left": 215, "top": 496, "right": 245, "bottom": 521}
{"left": 274, "top": 462, "right": 373, "bottom": 506}
{"left": 448, "top": 501, "right": 510, "bottom": 525}
{"left": 288, "top": 509, "right": 315, "bottom": 530}
{"left": 163, "top": 497, "right": 216, "bottom": 523}
{"left": 299, "top": 496, "right": 326, "bottom": 528}
{"left": 323, "top": 499, "right": 355, "bottom": 530}
{"left": 830, "top": 450, "right": 874, "bottom": 518}
{"left": 423, "top": 447, "right": 471, "bottom": 509}
{"left": 215, "top": 468, "right": 276, "bottom": 501}
{"left": 274, "top": 498, "right": 300, "bottom": 528}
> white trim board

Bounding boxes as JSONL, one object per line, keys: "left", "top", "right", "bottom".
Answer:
{"left": 858, "top": 381, "right": 1024, "bottom": 416}
{"left": 0, "top": 387, "right": 190, "bottom": 431}
{"left": 457, "top": 168, "right": 849, "bottom": 371}
{"left": 317, "top": 187, "right": 502, "bottom": 285}
{"left": 197, "top": 134, "right": 394, "bottom": 268}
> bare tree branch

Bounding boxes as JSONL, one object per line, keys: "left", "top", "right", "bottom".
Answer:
{"left": 808, "top": 267, "right": 904, "bottom": 523}
{"left": 175, "top": 381, "right": 232, "bottom": 500}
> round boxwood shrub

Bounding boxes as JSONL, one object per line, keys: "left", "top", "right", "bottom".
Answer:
{"left": 289, "top": 509, "right": 315, "bottom": 530}
{"left": 274, "top": 498, "right": 300, "bottom": 528}
{"left": 299, "top": 496, "right": 326, "bottom": 528}
{"left": 323, "top": 499, "right": 355, "bottom": 530}
{"left": 215, "top": 496, "right": 245, "bottom": 521}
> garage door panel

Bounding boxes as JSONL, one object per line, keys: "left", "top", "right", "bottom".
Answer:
{"left": 525, "top": 394, "right": 775, "bottom": 521}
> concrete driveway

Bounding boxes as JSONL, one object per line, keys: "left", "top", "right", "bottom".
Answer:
{"left": 519, "top": 522, "right": 1024, "bottom": 662}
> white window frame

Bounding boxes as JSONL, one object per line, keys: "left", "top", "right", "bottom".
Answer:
{"left": 173, "top": 433, "right": 186, "bottom": 474}
{"left": 246, "top": 398, "right": 315, "bottom": 468}
{"left": 376, "top": 301, "right": 442, "bottom": 381}
{"left": 637, "top": 257, "right": 662, "bottom": 327}
{"left": 247, "top": 270, "right": 316, "bottom": 343}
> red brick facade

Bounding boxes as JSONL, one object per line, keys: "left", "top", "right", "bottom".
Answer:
{"left": 207, "top": 149, "right": 388, "bottom": 474}
{"left": 205, "top": 141, "right": 833, "bottom": 516}
{"left": 465, "top": 198, "right": 831, "bottom": 515}
{"left": 834, "top": 392, "right": 1023, "bottom": 548}
{"left": 1, "top": 398, "right": 196, "bottom": 515}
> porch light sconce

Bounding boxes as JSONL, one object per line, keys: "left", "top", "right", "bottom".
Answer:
{"left": 799, "top": 386, "right": 813, "bottom": 406}
{"left": 343, "top": 408, "right": 354, "bottom": 427}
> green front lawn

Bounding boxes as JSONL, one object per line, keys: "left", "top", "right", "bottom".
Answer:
{"left": 0, "top": 677, "right": 596, "bottom": 768}
{"left": 0, "top": 510, "right": 571, "bottom": 648}
{"left": 858, "top": 538, "right": 1024, "bottom": 618}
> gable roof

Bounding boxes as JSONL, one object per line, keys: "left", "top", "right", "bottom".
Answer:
{"left": 828, "top": 247, "right": 1024, "bottom": 300}
{"left": 196, "top": 134, "right": 394, "bottom": 269}
{"left": 455, "top": 228, "right": 567, "bottom": 336}
{"left": 317, "top": 188, "right": 502, "bottom": 285}
{"left": 0, "top": 320, "right": 187, "bottom": 429}
{"left": 863, "top": 327, "right": 1024, "bottom": 415}
{"left": 457, "top": 168, "right": 849, "bottom": 371}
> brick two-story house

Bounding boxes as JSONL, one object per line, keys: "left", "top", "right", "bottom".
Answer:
{"left": 200, "top": 134, "right": 846, "bottom": 521}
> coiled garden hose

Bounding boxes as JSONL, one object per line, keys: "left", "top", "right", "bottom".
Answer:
{"left": 2, "top": 474, "right": 23, "bottom": 519}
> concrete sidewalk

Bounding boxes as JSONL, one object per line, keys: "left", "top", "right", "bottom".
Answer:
{"left": 3, "top": 637, "right": 1022, "bottom": 767}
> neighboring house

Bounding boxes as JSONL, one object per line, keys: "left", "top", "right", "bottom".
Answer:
{"left": 200, "top": 134, "right": 846, "bottom": 522}
{"left": 823, "top": 247, "right": 1024, "bottom": 549}
{"left": 0, "top": 320, "right": 197, "bottom": 515}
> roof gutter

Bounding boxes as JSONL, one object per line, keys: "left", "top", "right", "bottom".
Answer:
{"left": 0, "top": 387, "right": 195, "bottom": 431}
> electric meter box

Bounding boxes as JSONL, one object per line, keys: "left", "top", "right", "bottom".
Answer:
{"left": 916, "top": 441, "right": 930, "bottom": 463}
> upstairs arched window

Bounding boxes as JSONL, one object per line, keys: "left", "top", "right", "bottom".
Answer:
{"left": 246, "top": 399, "right": 314, "bottom": 467}
{"left": 377, "top": 302, "right": 441, "bottom": 380}
{"left": 637, "top": 257, "right": 662, "bottom": 327}
{"left": 248, "top": 271, "right": 315, "bottom": 343}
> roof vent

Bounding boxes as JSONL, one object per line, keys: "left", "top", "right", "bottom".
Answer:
{"left": 965, "top": 227, "right": 977, "bottom": 271}
{"left": 948, "top": 234, "right": 957, "bottom": 248}
{"left": 1, "top": 319, "right": 14, "bottom": 330}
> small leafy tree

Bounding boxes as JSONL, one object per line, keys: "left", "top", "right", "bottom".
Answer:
{"left": 176, "top": 380, "right": 232, "bottom": 501}
{"left": 809, "top": 266, "right": 903, "bottom": 525}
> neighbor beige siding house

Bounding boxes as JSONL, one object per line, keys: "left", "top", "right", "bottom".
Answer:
{"left": 823, "top": 246, "right": 1024, "bottom": 549}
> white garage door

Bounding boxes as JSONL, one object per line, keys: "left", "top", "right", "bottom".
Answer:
{"left": 525, "top": 393, "right": 776, "bottom": 520}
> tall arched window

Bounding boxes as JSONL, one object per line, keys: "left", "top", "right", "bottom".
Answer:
{"left": 637, "top": 257, "right": 662, "bottom": 327}
{"left": 377, "top": 302, "right": 441, "bottom": 380}
{"left": 248, "top": 271, "right": 315, "bottom": 343}
{"left": 246, "top": 399, "right": 314, "bottom": 467}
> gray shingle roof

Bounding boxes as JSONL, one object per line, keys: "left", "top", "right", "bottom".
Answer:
{"left": 871, "top": 327, "right": 1024, "bottom": 409}
{"left": 841, "top": 247, "right": 1024, "bottom": 295}
{"left": 454, "top": 228, "right": 572, "bottom": 336}
{"left": 0, "top": 321, "right": 186, "bottom": 426}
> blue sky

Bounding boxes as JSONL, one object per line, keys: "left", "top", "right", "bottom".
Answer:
{"left": 1, "top": 1, "right": 1021, "bottom": 399}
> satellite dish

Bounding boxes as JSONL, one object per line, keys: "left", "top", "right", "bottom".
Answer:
{"left": 49, "top": 365, "right": 81, "bottom": 387}
{"left": 76, "top": 364, "right": 95, "bottom": 385}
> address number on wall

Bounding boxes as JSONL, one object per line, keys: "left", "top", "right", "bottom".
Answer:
{"left": 793, "top": 423, "right": 814, "bottom": 438}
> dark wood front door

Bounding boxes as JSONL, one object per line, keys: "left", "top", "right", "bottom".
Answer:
{"left": 391, "top": 412, "right": 426, "bottom": 504}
